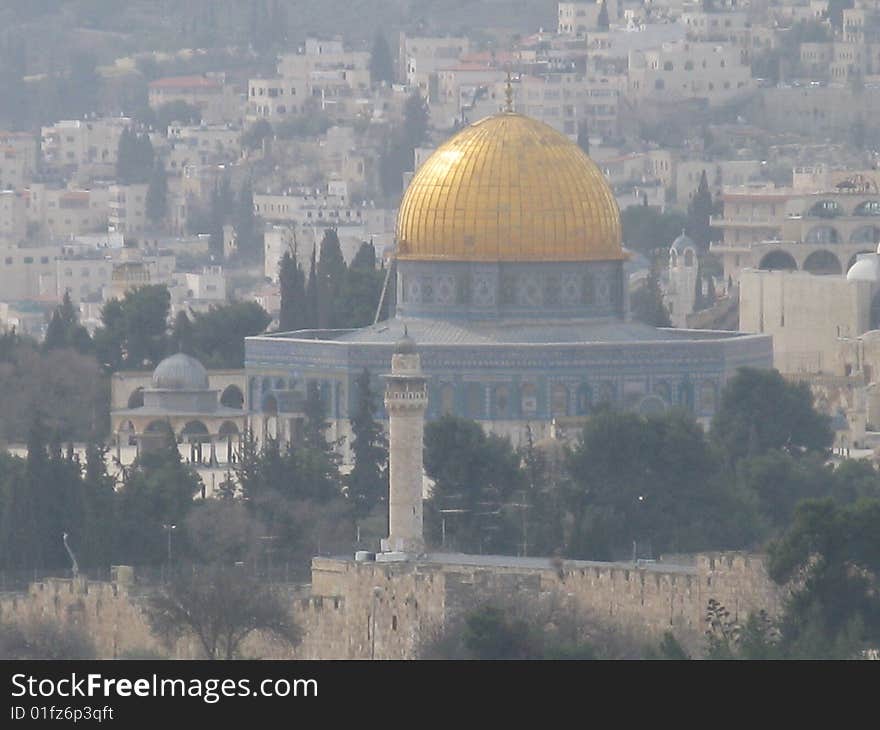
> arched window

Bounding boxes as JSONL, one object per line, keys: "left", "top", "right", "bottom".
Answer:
{"left": 520, "top": 383, "right": 537, "bottom": 417}
{"left": 699, "top": 381, "right": 717, "bottom": 413}
{"left": 576, "top": 384, "right": 592, "bottom": 415}
{"left": 551, "top": 384, "right": 568, "bottom": 417}
{"left": 808, "top": 200, "right": 843, "bottom": 218}
{"left": 220, "top": 384, "right": 245, "bottom": 409}
{"left": 494, "top": 385, "right": 511, "bottom": 419}
{"left": 850, "top": 226, "right": 880, "bottom": 244}
{"left": 127, "top": 387, "right": 144, "bottom": 409}
{"left": 854, "top": 200, "right": 880, "bottom": 216}
{"left": 466, "top": 383, "right": 484, "bottom": 419}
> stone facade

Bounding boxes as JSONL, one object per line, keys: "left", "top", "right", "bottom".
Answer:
{"left": 0, "top": 552, "right": 786, "bottom": 660}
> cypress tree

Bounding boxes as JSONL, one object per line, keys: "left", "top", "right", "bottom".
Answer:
{"left": 370, "top": 30, "right": 395, "bottom": 85}
{"left": 279, "top": 250, "right": 307, "bottom": 332}
{"left": 317, "top": 228, "right": 346, "bottom": 329}
{"left": 306, "top": 244, "right": 319, "bottom": 329}
{"left": 687, "top": 170, "right": 714, "bottom": 250}
{"left": 597, "top": 0, "right": 610, "bottom": 30}
{"left": 346, "top": 368, "right": 388, "bottom": 518}
{"left": 171, "top": 310, "right": 194, "bottom": 355}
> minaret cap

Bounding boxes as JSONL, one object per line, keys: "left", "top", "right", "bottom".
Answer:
{"left": 394, "top": 325, "right": 417, "bottom": 355}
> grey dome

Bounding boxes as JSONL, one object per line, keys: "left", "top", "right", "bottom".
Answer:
{"left": 670, "top": 232, "right": 695, "bottom": 253}
{"left": 151, "top": 353, "right": 209, "bottom": 390}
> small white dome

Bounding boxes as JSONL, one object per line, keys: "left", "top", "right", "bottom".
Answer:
{"left": 846, "top": 254, "right": 880, "bottom": 283}
{"left": 151, "top": 353, "right": 209, "bottom": 390}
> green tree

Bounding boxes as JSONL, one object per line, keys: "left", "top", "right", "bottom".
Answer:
{"left": 566, "top": 408, "right": 751, "bottom": 559}
{"left": 154, "top": 100, "right": 201, "bottom": 133}
{"left": 279, "top": 250, "right": 307, "bottom": 332}
{"left": 597, "top": 0, "right": 610, "bottom": 30}
{"left": 621, "top": 206, "right": 688, "bottom": 255}
{"left": 44, "top": 291, "right": 92, "bottom": 354}
{"left": 379, "top": 92, "right": 429, "bottom": 197}
{"left": 346, "top": 369, "right": 388, "bottom": 519}
{"left": 170, "top": 310, "right": 194, "bottom": 355}
{"left": 370, "top": 30, "right": 395, "bottom": 85}
{"left": 116, "top": 127, "right": 155, "bottom": 184}
{"left": 190, "top": 301, "right": 270, "bottom": 368}
{"left": 115, "top": 438, "right": 201, "bottom": 566}
{"left": 305, "top": 245, "right": 319, "bottom": 328}
{"left": 340, "top": 241, "right": 385, "bottom": 328}
{"left": 767, "top": 497, "right": 880, "bottom": 658}
{"left": 241, "top": 119, "right": 273, "bottom": 151}
{"left": 299, "top": 381, "right": 342, "bottom": 500}
{"left": 630, "top": 267, "right": 671, "bottom": 327}
{"left": 423, "top": 416, "right": 524, "bottom": 553}
{"left": 710, "top": 367, "right": 833, "bottom": 465}
{"left": 736, "top": 450, "right": 829, "bottom": 532}
{"left": 686, "top": 170, "right": 714, "bottom": 250}
{"left": 317, "top": 228, "right": 347, "bottom": 329}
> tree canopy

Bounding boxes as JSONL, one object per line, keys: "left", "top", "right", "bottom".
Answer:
{"left": 711, "top": 367, "right": 833, "bottom": 465}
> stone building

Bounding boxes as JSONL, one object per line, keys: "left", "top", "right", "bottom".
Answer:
{"left": 245, "top": 110, "right": 771, "bottom": 451}
{"left": 711, "top": 170, "right": 880, "bottom": 287}
{"left": 111, "top": 353, "right": 248, "bottom": 465}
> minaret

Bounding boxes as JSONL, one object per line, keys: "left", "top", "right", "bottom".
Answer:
{"left": 379, "top": 331, "right": 427, "bottom": 558}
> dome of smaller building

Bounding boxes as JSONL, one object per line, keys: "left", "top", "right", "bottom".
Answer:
{"left": 151, "top": 353, "right": 209, "bottom": 390}
{"left": 846, "top": 254, "right": 880, "bottom": 283}
{"left": 670, "top": 231, "right": 695, "bottom": 253}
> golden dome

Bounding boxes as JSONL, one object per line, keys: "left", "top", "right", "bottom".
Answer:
{"left": 396, "top": 113, "right": 623, "bottom": 262}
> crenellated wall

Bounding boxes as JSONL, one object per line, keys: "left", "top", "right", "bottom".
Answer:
{"left": 0, "top": 552, "right": 786, "bottom": 660}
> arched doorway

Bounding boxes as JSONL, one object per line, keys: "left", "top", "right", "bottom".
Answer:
{"left": 218, "top": 421, "right": 240, "bottom": 463}
{"left": 181, "top": 420, "right": 211, "bottom": 464}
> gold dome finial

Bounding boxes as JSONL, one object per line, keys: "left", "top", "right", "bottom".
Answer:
{"left": 504, "top": 69, "right": 514, "bottom": 113}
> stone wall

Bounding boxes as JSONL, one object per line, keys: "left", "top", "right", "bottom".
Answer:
{"left": 0, "top": 552, "right": 786, "bottom": 660}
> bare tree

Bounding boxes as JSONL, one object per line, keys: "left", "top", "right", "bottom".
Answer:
{"left": 0, "top": 616, "right": 95, "bottom": 659}
{"left": 145, "top": 564, "right": 301, "bottom": 659}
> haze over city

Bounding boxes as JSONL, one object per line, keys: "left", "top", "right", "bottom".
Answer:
{"left": 0, "top": 0, "right": 877, "bottom": 663}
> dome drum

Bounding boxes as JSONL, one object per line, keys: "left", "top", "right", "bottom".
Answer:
{"left": 395, "top": 259, "right": 625, "bottom": 321}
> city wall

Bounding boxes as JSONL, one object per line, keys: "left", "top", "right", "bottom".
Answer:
{"left": 0, "top": 552, "right": 786, "bottom": 659}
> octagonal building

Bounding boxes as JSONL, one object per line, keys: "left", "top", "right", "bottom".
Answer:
{"left": 245, "top": 112, "right": 772, "bottom": 449}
